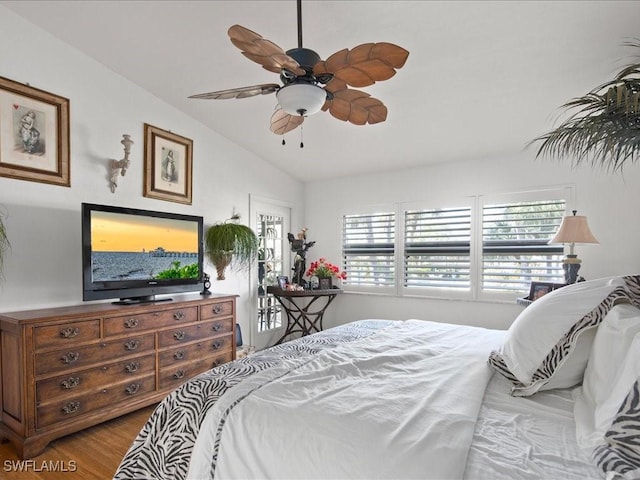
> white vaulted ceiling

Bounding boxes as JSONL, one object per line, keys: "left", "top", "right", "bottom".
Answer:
{"left": 2, "top": 0, "right": 639, "bottom": 181}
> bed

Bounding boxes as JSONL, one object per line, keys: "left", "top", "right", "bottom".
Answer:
{"left": 114, "top": 275, "right": 640, "bottom": 480}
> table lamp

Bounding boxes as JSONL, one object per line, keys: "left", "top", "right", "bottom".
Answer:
{"left": 549, "top": 210, "right": 599, "bottom": 284}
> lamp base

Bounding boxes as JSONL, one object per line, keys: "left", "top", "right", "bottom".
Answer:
{"left": 563, "top": 254, "right": 581, "bottom": 284}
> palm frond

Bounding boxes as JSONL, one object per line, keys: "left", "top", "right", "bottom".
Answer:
{"left": 530, "top": 40, "right": 640, "bottom": 171}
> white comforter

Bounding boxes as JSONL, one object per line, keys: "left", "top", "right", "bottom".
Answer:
{"left": 186, "top": 319, "right": 505, "bottom": 479}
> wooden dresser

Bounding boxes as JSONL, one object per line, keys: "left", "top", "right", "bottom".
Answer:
{"left": 0, "top": 293, "right": 237, "bottom": 459}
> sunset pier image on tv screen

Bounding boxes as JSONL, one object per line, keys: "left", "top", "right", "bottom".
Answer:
{"left": 81, "top": 203, "right": 204, "bottom": 303}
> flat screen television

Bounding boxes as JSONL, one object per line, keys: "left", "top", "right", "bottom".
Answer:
{"left": 81, "top": 203, "right": 204, "bottom": 304}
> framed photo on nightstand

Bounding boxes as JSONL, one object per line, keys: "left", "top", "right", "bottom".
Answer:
{"left": 529, "top": 281, "right": 555, "bottom": 301}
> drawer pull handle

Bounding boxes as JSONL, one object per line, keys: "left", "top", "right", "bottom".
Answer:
{"left": 124, "top": 340, "right": 139, "bottom": 351}
{"left": 124, "top": 318, "right": 139, "bottom": 328}
{"left": 212, "top": 340, "right": 223, "bottom": 350}
{"left": 62, "top": 401, "right": 80, "bottom": 415}
{"left": 213, "top": 323, "right": 223, "bottom": 332}
{"left": 60, "top": 327, "right": 79, "bottom": 339}
{"left": 173, "top": 311, "right": 185, "bottom": 321}
{"left": 125, "top": 362, "right": 140, "bottom": 373}
{"left": 100, "top": 342, "right": 106, "bottom": 348}
{"left": 212, "top": 305, "right": 223, "bottom": 315}
{"left": 61, "top": 352, "right": 79, "bottom": 364}
{"left": 174, "top": 350, "right": 185, "bottom": 360}
{"left": 125, "top": 383, "right": 140, "bottom": 395}
{"left": 212, "top": 359, "right": 223, "bottom": 368}
{"left": 174, "top": 370, "right": 185, "bottom": 379}
{"left": 174, "top": 331, "right": 186, "bottom": 341}
{"left": 60, "top": 377, "right": 80, "bottom": 390}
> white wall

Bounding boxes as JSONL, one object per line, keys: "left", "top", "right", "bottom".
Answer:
{"left": 0, "top": 6, "right": 304, "bottom": 346}
{"left": 4, "top": 4, "right": 639, "bottom": 339}
{"left": 305, "top": 151, "right": 640, "bottom": 331}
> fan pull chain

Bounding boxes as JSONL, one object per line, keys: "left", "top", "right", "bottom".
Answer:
{"left": 280, "top": 130, "right": 304, "bottom": 148}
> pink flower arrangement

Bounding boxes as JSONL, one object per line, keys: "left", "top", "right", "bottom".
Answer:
{"left": 306, "top": 257, "right": 347, "bottom": 280}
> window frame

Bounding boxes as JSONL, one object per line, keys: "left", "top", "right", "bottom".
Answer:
{"left": 340, "top": 186, "right": 573, "bottom": 302}
{"left": 476, "top": 187, "right": 571, "bottom": 302}
{"left": 399, "top": 198, "right": 475, "bottom": 300}
{"left": 340, "top": 204, "right": 398, "bottom": 296}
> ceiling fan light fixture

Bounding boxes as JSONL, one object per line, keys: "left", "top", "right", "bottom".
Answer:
{"left": 276, "top": 83, "right": 326, "bottom": 116}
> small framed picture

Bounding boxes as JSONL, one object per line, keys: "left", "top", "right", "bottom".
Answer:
{"left": 0, "top": 76, "right": 70, "bottom": 186}
{"left": 552, "top": 283, "right": 566, "bottom": 291}
{"left": 529, "top": 281, "right": 555, "bottom": 301}
{"left": 143, "top": 123, "right": 193, "bottom": 204}
{"left": 277, "top": 275, "right": 289, "bottom": 289}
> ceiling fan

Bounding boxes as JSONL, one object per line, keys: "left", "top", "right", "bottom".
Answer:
{"left": 189, "top": 0, "right": 409, "bottom": 136}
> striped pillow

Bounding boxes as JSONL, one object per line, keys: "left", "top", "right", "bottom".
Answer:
{"left": 593, "top": 379, "right": 640, "bottom": 479}
{"left": 489, "top": 276, "right": 639, "bottom": 397}
{"left": 573, "top": 303, "right": 640, "bottom": 450}
{"left": 592, "top": 325, "right": 640, "bottom": 478}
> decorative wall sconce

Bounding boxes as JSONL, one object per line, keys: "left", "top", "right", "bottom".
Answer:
{"left": 109, "top": 134, "right": 134, "bottom": 193}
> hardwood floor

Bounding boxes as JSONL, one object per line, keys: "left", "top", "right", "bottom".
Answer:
{"left": 0, "top": 405, "right": 156, "bottom": 480}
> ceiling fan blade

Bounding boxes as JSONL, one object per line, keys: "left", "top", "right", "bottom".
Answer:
{"left": 314, "top": 42, "right": 409, "bottom": 88}
{"left": 189, "top": 83, "right": 280, "bottom": 100}
{"left": 228, "top": 25, "right": 305, "bottom": 76}
{"left": 270, "top": 108, "right": 304, "bottom": 135}
{"left": 322, "top": 85, "right": 388, "bottom": 125}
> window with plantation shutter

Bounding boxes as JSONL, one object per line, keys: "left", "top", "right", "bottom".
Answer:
{"left": 342, "top": 212, "right": 395, "bottom": 287}
{"left": 340, "top": 187, "right": 570, "bottom": 299}
{"left": 482, "top": 199, "right": 565, "bottom": 293}
{"left": 404, "top": 207, "right": 471, "bottom": 290}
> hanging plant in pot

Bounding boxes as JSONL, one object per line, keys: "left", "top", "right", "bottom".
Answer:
{"left": 205, "top": 212, "right": 258, "bottom": 280}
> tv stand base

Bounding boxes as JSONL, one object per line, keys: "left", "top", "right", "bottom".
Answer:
{"left": 112, "top": 295, "right": 173, "bottom": 305}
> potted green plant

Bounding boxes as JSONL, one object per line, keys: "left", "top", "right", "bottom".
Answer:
{"left": 531, "top": 40, "right": 640, "bottom": 170}
{"left": 205, "top": 212, "right": 258, "bottom": 280}
{"left": 0, "top": 211, "right": 9, "bottom": 279}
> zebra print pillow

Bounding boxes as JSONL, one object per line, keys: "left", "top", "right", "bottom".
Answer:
{"left": 573, "top": 303, "right": 640, "bottom": 450}
{"left": 593, "top": 379, "right": 640, "bottom": 479}
{"left": 489, "top": 276, "right": 636, "bottom": 397}
{"left": 591, "top": 322, "right": 640, "bottom": 479}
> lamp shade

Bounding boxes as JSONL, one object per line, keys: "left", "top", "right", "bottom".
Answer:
{"left": 276, "top": 83, "right": 326, "bottom": 116}
{"left": 549, "top": 212, "right": 599, "bottom": 245}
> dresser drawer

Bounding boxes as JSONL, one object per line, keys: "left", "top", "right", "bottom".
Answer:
{"left": 200, "top": 301, "right": 234, "bottom": 320}
{"left": 159, "top": 336, "right": 233, "bottom": 367}
{"left": 34, "top": 319, "right": 101, "bottom": 349}
{"left": 103, "top": 306, "right": 198, "bottom": 336}
{"left": 36, "top": 374, "right": 156, "bottom": 429}
{"left": 35, "top": 334, "right": 155, "bottom": 376}
{"left": 157, "top": 318, "right": 233, "bottom": 348}
{"left": 36, "top": 353, "right": 155, "bottom": 403}
{"left": 158, "top": 352, "right": 232, "bottom": 390}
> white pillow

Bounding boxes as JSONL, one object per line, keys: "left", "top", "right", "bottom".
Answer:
{"left": 591, "top": 333, "right": 640, "bottom": 477}
{"left": 573, "top": 303, "right": 640, "bottom": 449}
{"left": 489, "top": 276, "right": 629, "bottom": 397}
